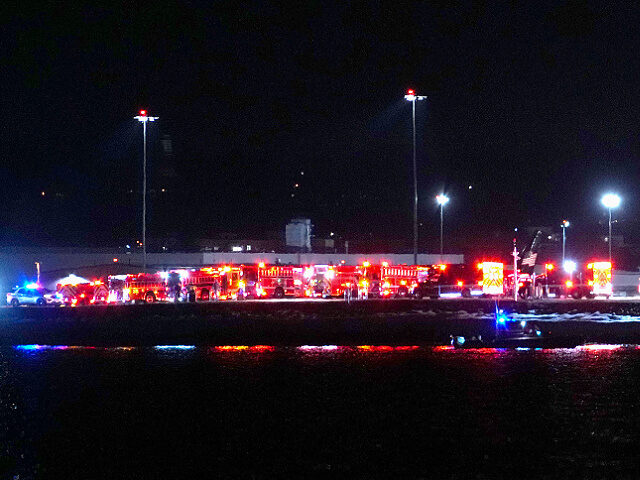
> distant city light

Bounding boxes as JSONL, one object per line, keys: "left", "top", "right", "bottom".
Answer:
{"left": 601, "top": 193, "right": 621, "bottom": 209}
{"left": 562, "top": 220, "right": 570, "bottom": 228}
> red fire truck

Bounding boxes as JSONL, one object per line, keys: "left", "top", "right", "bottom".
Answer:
{"left": 361, "top": 262, "right": 419, "bottom": 297}
{"left": 108, "top": 273, "right": 169, "bottom": 304}
{"left": 304, "top": 265, "right": 362, "bottom": 298}
{"left": 180, "top": 267, "right": 219, "bottom": 302}
{"left": 254, "top": 263, "right": 305, "bottom": 298}
{"left": 57, "top": 280, "right": 109, "bottom": 306}
{"left": 178, "top": 265, "right": 248, "bottom": 301}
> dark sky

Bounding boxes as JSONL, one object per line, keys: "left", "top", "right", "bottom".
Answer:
{"left": 3, "top": 1, "right": 640, "bottom": 259}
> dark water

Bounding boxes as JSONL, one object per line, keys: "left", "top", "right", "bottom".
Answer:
{"left": 1, "top": 344, "right": 639, "bottom": 479}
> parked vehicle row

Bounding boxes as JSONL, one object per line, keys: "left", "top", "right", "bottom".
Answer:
{"left": 6, "top": 258, "right": 625, "bottom": 306}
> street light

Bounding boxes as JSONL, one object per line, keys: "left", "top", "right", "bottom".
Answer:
{"left": 561, "top": 220, "right": 570, "bottom": 267}
{"left": 563, "top": 259, "right": 576, "bottom": 281}
{"left": 601, "top": 193, "right": 621, "bottom": 265}
{"left": 436, "top": 194, "right": 449, "bottom": 261}
{"left": 134, "top": 109, "right": 159, "bottom": 271}
{"left": 404, "top": 89, "right": 427, "bottom": 265}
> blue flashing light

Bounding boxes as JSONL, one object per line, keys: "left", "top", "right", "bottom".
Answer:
{"left": 520, "top": 321, "right": 526, "bottom": 328}
{"left": 456, "top": 336, "right": 466, "bottom": 345}
{"left": 14, "top": 344, "right": 45, "bottom": 350}
{"left": 25, "top": 282, "right": 39, "bottom": 289}
{"left": 536, "top": 330, "right": 542, "bottom": 336}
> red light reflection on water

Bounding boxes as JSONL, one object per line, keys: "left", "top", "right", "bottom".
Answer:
{"left": 357, "top": 346, "right": 420, "bottom": 352}
{"left": 215, "top": 346, "right": 249, "bottom": 351}
{"left": 433, "top": 346, "right": 454, "bottom": 351}
{"left": 213, "top": 345, "right": 276, "bottom": 352}
{"left": 577, "top": 344, "right": 623, "bottom": 352}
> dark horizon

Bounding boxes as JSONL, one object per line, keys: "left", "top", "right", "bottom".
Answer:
{"left": 3, "top": 2, "right": 640, "bottom": 265}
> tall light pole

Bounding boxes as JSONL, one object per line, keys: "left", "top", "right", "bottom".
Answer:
{"left": 404, "top": 89, "right": 426, "bottom": 265}
{"left": 134, "top": 109, "right": 158, "bottom": 271}
{"left": 601, "top": 193, "right": 621, "bottom": 265}
{"left": 561, "top": 220, "right": 570, "bottom": 267}
{"left": 436, "top": 194, "right": 449, "bottom": 261}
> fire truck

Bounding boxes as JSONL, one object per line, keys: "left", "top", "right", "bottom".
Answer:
{"left": 108, "top": 273, "right": 170, "bottom": 304}
{"left": 359, "top": 262, "right": 419, "bottom": 298}
{"left": 179, "top": 265, "right": 247, "bottom": 301}
{"left": 303, "top": 264, "right": 365, "bottom": 298}
{"left": 413, "top": 264, "right": 483, "bottom": 299}
{"left": 57, "top": 280, "right": 109, "bottom": 306}
{"left": 179, "top": 267, "right": 219, "bottom": 302}
{"left": 254, "top": 263, "right": 304, "bottom": 298}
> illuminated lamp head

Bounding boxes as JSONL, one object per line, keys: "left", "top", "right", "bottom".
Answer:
{"left": 601, "top": 193, "right": 621, "bottom": 209}
{"left": 363, "top": 261, "right": 371, "bottom": 268}
{"left": 258, "top": 262, "right": 265, "bottom": 268}
{"left": 563, "top": 260, "right": 576, "bottom": 274}
{"left": 26, "top": 282, "right": 40, "bottom": 289}
{"left": 545, "top": 264, "right": 555, "bottom": 271}
{"left": 140, "top": 110, "right": 147, "bottom": 116}
{"left": 382, "top": 261, "right": 389, "bottom": 267}
{"left": 477, "top": 263, "right": 484, "bottom": 270}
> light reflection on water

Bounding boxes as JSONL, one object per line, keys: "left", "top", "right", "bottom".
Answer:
{"left": 4, "top": 343, "right": 640, "bottom": 478}
{"left": 11, "top": 344, "right": 640, "bottom": 356}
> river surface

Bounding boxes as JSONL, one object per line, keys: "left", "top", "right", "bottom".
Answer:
{"left": 1, "top": 344, "right": 638, "bottom": 478}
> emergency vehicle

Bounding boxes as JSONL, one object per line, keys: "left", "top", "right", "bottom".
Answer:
{"left": 179, "top": 265, "right": 247, "bottom": 301}
{"left": 57, "top": 280, "right": 109, "bottom": 306}
{"left": 360, "top": 262, "right": 419, "bottom": 298}
{"left": 414, "top": 264, "right": 482, "bottom": 298}
{"left": 108, "top": 273, "right": 169, "bottom": 304}
{"left": 254, "top": 263, "right": 304, "bottom": 298}
{"left": 179, "top": 267, "right": 220, "bottom": 302}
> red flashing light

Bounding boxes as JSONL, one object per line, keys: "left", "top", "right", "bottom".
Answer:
{"left": 140, "top": 110, "right": 147, "bottom": 116}
{"left": 407, "top": 89, "right": 415, "bottom": 95}
{"left": 545, "top": 263, "right": 555, "bottom": 271}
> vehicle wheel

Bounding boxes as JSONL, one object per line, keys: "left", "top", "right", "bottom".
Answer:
{"left": 10, "top": 299, "right": 19, "bottom": 307}
{"left": 571, "top": 290, "right": 581, "bottom": 300}
{"left": 200, "top": 289, "right": 210, "bottom": 301}
{"left": 145, "top": 292, "right": 156, "bottom": 304}
{"left": 397, "top": 286, "right": 408, "bottom": 297}
{"left": 273, "top": 287, "right": 285, "bottom": 299}
{"left": 36, "top": 298, "right": 46, "bottom": 306}
{"left": 461, "top": 288, "right": 471, "bottom": 298}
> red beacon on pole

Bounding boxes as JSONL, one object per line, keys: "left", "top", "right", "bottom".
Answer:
{"left": 140, "top": 109, "right": 147, "bottom": 116}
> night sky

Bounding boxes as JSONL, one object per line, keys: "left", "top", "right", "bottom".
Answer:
{"left": 3, "top": 2, "right": 640, "bottom": 261}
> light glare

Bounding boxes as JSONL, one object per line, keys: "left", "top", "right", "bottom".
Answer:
{"left": 436, "top": 194, "right": 449, "bottom": 205}
{"left": 601, "top": 193, "right": 621, "bottom": 209}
